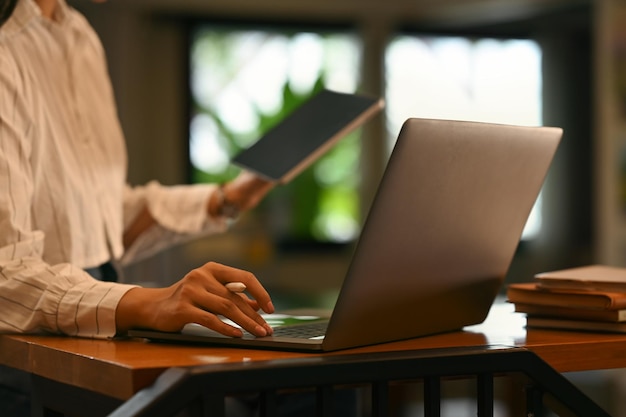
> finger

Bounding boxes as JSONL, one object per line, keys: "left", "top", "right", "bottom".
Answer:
{"left": 195, "top": 287, "right": 271, "bottom": 337}
{"left": 206, "top": 262, "right": 275, "bottom": 314}
{"left": 227, "top": 291, "right": 263, "bottom": 314}
{"left": 226, "top": 283, "right": 264, "bottom": 313}
{"left": 234, "top": 293, "right": 273, "bottom": 335}
{"left": 242, "top": 296, "right": 260, "bottom": 311}
{"left": 189, "top": 263, "right": 273, "bottom": 335}
{"left": 230, "top": 274, "right": 274, "bottom": 314}
{"left": 231, "top": 171, "right": 274, "bottom": 208}
{"left": 191, "top": 308, "right": 244, "bottom": 338}
{"left": 223, "top": 292, "right": 274, "bottom": 336}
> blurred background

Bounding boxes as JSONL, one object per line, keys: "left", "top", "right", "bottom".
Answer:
{"left": 71, "top": 0, "right": 626, "bottom": 414}
{"left": 72, "top": 0, "right": 601, "bottom": 296}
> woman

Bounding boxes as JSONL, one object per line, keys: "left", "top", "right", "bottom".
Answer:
{"left": 0, "top": 2, "right": 365, "bottom": 415}
{"left": 0, "top": 0, "right": 275, "bottom": 342}
{"left": 0, "top": 0, "right": 279, "bottom": 414}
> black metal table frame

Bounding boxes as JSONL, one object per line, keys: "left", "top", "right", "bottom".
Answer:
{"left": 101, "top": 345, "right": 610, "bottom": 417}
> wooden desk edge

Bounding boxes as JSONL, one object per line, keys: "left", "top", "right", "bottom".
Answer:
{"left": 528, "top": 339, "right": 626, "bottom": 374}
{"left": 0, "top": 335, "right": 167, "bottom": 400}
{"left": 5, "top": 319, "right": 626, "bottom": 400}
{"left": 0, "top": 335, "right": 31, "bottom": 371}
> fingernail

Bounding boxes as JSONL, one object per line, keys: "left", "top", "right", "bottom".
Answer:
{"left": 266, "top": 301, "right": 275, "bottom": 313}
{"left": 264, "top": 324, "right": 274, "bottom": 335}
{"left": 255, "top": 325, "right": 267, "bottom": 337}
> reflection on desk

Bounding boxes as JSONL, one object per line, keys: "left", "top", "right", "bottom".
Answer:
{"left": 465, "top": 300, "right": 527, "bottom": 345}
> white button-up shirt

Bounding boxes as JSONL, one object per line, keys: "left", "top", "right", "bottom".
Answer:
{"left": 0, "top": 0, "right": 228, "bottom": 338}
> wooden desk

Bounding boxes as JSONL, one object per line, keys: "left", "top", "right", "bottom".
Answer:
{"left": 1, "top": 303, "right": 623, "bottom": 416}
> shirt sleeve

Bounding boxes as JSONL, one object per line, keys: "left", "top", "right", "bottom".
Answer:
{"left": 0, "top": 127, "right": 137, "bottom": 337}
{"left": 121, "top": 181, "right": 230, "bottom": 265}
{"left": 0, "top": 251, "right": 137, "bottom": 338}
{"left": 0, "top": 47, "right": 136, "bottom": 339}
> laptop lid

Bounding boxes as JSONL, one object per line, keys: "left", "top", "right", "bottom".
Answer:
{"left": 321, "top": 118, "right": 561, "bottom": 351}
{"left": 129, "top": 118, "right": 562, "bottom": 352}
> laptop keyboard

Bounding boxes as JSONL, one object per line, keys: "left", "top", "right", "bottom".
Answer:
{"left": 272, "top": 321, "right": 328, "bottom": 339}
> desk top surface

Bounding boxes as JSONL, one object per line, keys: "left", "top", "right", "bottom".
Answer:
{"left": 2, "top": 303, "right": 626, "bottom": 400}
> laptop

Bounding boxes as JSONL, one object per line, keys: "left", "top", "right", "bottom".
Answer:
{"left": 129, "top": 118, "right": 562, "bottom": 352}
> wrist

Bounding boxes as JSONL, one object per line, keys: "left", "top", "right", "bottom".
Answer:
{"left": 212, "top": 184, "right": 240, "bottom": 221}
{"left": 116, "top": 287, "right": 151, "bottom": 333}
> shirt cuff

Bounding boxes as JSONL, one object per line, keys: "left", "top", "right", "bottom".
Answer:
{"left": 56, "top": 279, "right": 138, "bottom": 338}
{"left": 144, "top": 181, "right": 220, "bottom": 233}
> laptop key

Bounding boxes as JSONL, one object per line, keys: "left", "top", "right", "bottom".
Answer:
{"left": 271, "top": 321, "right": 329, "bottom": 339}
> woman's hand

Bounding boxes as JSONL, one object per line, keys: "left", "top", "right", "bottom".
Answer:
{"left": 116, "top": 262, "right": 275, "bottom": 337}
{"left": 208, "top": 171, "right": 274, "bottom": 218}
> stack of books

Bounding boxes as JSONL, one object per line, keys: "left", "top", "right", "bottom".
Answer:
{"left": 506, "top": 265, "right": 626, "bottom": 333}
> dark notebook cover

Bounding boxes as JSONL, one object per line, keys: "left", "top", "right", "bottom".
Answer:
{"left": 232, "top": 89, "right": 383, "bottom": 183}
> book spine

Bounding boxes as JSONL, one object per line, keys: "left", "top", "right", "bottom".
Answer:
{"left": 506, "top": 288, "right": 626, "bottom": 310}
{"left": 514, "top": 304, "right": 626, "bottom": 322}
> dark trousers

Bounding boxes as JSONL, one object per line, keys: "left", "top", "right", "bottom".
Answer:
{"left": 0, "top": 364, "right": 30, "bottom": 417}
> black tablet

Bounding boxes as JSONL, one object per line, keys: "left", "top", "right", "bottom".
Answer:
{"left": 232, "top": 89, "right": 383, "bottom": 183}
